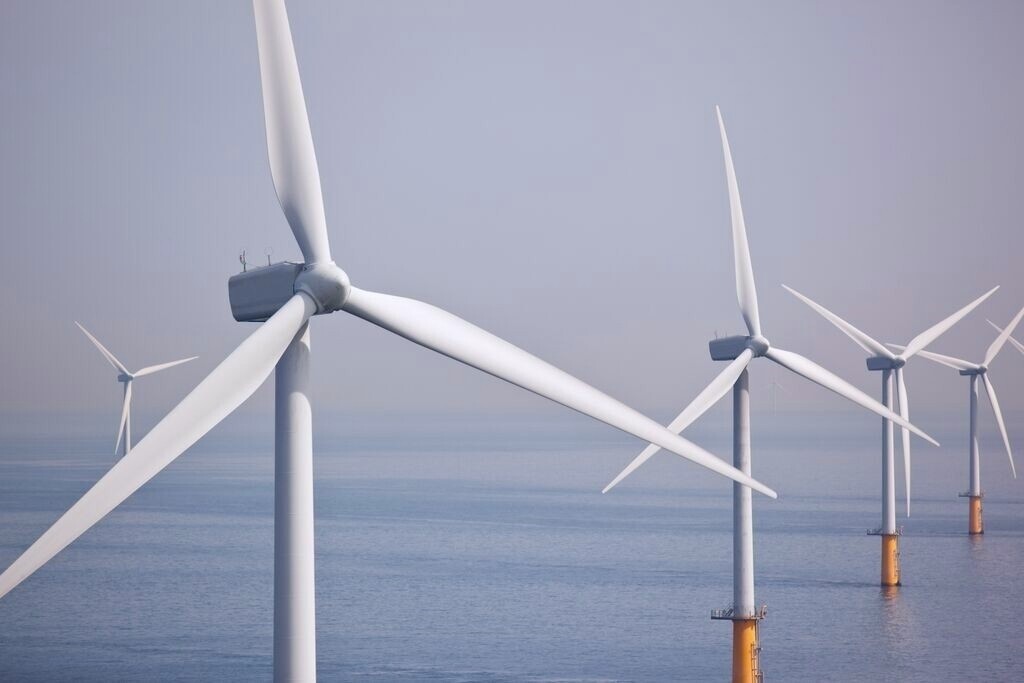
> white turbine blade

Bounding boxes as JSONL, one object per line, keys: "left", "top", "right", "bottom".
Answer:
{"left": 981, "top": 374, "right": 1016, "bottom": 478}
{"left": 342, "top": 287, "right": 776, "bottom": 498}
{"left": 764, "top": 347, "right": 938, "bottom": 446}
{"left": 987, "top": 319, "right": 1024, "bottom": 355}
{"left": 603, "top": 349, "right": 753, "bottom": 493}
{"left": 984, "top": 305, "right": 1024, "bottom": 366}
{"left": 895, "top": 367, "right": 912, "bottom": 517}
{"left": 134, "top": 356, "right": 199, "bottom": 378}
{"left": 782, "top": 285, "right": 890, "bottom": 357}
{"left": 0, "top": 295, "right": 315, "bottom": 600}
{"left": 253, "top": 0, "right": 332, "bottom": 264}
{"left": 887, "top": 345, "right": 977, "bottom": 372}
{"left": 114, "top": 382, "right": 132, "bottom": 456}
{"left": 715, "top": 106, "right": 761, "bottom": 337}
{"left": 901, "top": 286, "right": 999, "bottom": 360}
{"left": 75, "top": 322, "right": 128, "bottom": 374}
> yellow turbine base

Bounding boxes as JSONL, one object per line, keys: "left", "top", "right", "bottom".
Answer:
{"left": 732, "top": 619, "right": 761, "bottom": 683}
{"left": 881, "top": 534, "right": 901, "bottom": 586}
{"left": 969, "top": 495, "right": 984, "bottom": 535}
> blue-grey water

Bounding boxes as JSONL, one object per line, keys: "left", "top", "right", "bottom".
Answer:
{"left": 0, "top": 412, "right": 1022, "bottom": 681}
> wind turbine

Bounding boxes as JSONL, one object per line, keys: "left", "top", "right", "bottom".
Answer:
{"left": 602, "top": 107, "right": 937, "bottom": 683}
{"left": 782, "top": 285, "right": 997, "bottom": 585}
{"left": 0, "top": 3, "right": 777, "bottom": 680}
{"left": 891, "top": 308, "right": 1024, "bottom": 534}
{"left": 74, "top": 322, "right": 197, "bottom": 458}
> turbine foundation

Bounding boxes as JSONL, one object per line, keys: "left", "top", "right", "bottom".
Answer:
{"left": 867, "top": 527, "right": 901, "bottom": 586}
{"left": 712, "top": 606, "right": 765, "bottom": 683}
{"left": 881, "top": 533, "right": 901, "bottom": 586}
{"left": 969, "top": 494, "right": 984, "bottom": 534}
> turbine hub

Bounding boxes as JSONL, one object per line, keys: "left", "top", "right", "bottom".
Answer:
{"left": 294, "top": 261, "right": 351, "bottom": 314}
{"left": 893, "top": 357, "right": 907, "bottom": 368}
{"left": 747, "top": 335, "right": 771, "bottom": 357}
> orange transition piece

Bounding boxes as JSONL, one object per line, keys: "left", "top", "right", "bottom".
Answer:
{"left": 969, "top": 495, "right": 984, "bottom": 535}
{"left": 732, "top": 619, "right": 761, "bottom": 683}
{"left": 881, "top": 534, "right": 900, "bottom": 586}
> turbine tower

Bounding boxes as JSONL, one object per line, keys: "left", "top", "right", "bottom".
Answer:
{"left": 782, "top": 285, "right": 997, "bottom": 585}
{"left": 0, "top": 4, "right": 777, "bottom": 680}
{"left": 602, "top": 107, "right": 937, "bottom": 683}
{"left": 892, "top": 310, "right": 1024, "bottom": 534}
{"left": 75, "top": 322, "right": 197, "bottom": 458}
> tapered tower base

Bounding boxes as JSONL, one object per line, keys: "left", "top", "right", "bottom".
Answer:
{"left": 712, "top": 606, "right": 765, "bottom": 683}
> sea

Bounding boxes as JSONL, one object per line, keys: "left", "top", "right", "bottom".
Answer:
{"left": 0, "top": 411, "right": 1021, "bottom": 682}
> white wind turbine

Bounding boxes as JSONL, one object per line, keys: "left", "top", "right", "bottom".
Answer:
{"left": 602, "top": 106, "right": 937, "bottom": 683}
{"left": 74, "top": 322, "right": 197, "bottom": 458}
{"left": 0, "top": 3, "right": 776, "bottom": 681}
{"left": 782, "top": 285, "right": 997, "bottom": 585}
{"left": 891, "top": 308, "right": 1024, "bottom": 534}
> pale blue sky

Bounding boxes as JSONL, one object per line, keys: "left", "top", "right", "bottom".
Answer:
{"left": 1, "top": 1, "right": 1023, "bottom": 437}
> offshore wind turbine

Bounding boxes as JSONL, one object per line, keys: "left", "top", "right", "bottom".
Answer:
{"left": 75, "top": 322, "right": 196, "bottom": 458}
{"left": 603, "top": 107, "right": 937, "bottom": 683}
{"left": 892, "top": 308, "right": 1024, "bottom": 534}
{"left": 0, "top": 3, "right": 776, "bottom": 680}
{"left": 783, "top": 285, "right": 997, "bottom": 585}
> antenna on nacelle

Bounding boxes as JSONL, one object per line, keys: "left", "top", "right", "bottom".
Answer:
{"left": 239, "top": 249, "right": 247, "bottom": 272}
{"left": 265, "top": 247, "right": 273, "bottom": 266}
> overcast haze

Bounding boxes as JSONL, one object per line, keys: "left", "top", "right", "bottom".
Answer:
{"left": 2, "top": 1, "right": 1023, "bottom": 439}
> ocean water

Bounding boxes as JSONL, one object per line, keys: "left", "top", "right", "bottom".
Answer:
{"left": 0, "top": 413, "right": 1022, "bottom": 682}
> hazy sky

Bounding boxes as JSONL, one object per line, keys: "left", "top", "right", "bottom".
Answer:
{"left": 2, "top": 1, "right": 1023, "bottom": 437}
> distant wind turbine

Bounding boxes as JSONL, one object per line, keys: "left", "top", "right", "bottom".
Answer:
{"left": 603, "top": 106, "right": 937, "bottom": 683}
{"left": 783, "top": 284, "right": 997, "bottom": 585}
{"left": 0, "top": 4, "right": 774, "bottom": 681}
{"left": 74, "top": 322, "right": 196, "bottom": 458}
{"left": 894, "top": 309, "right": 1024, "bottom": 534}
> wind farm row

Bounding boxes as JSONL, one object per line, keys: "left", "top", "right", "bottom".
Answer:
{"left": 0, "top": 1, "right": 1019, "bottom": 682}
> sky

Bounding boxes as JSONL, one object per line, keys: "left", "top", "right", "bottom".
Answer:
{"left": 1, "top": 0, "right": 1023, "bottom": 441}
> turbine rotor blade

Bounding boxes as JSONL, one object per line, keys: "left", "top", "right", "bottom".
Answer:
{"left": 887, "top": 345, "right": 977, "bottom": 372}
{"left": 75, "top": 322, "right": 128, "bottom": 374}
{"left": 253, "top": 0, "right": 332, "bottom": 264}
{"left": 984, "top": 305, "right": 1024, "bottom": 366}
{"left": 981, "top": 374, "right": 1016, "bottom": 478}
{"left": 987, "top": 319, "right": 1024, "bottom": 355}
{"left": 603, "top": 349, "right": 753, "bottom": 493}
{"left": 764, "top": 347, "right": 938, "bottom": 446}
{"left": 901, "top": 286, "right": 999, "bottom": 360}
{"left": 114, "top": 382, "right": 132, "bottom": 456}
{"left": 134, "top": 356, "right": 199, "bottom": 378}
{"left": 342, "top": 287, "right": 776, "bottom": 498}
{"left": 782, "top": 285, "right": 890, "bottom": 357}
{"left": 715, "top": 106, "right": 761, "bottom": 337}
{"left": 0, "top": 294, "right": 316, "bottom": 600}
{"left": 895, "top": 367, "right": 912, "bottom": 517}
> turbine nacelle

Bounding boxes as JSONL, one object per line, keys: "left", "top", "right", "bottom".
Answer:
{"left": 865, "top": 356, "right": 906, "bottom": 371}
{"left": 959, "top": 365, "right": 987, "bottom": 376}
{"left": 229, "top": 260, "right": 350, "bottom": 322}
{"left": 708, "top": 334, "right": 770, "bottom": 361}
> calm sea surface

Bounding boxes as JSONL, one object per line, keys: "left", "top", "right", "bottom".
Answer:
{"left": 0, "top": 413, "right": 1022, "bottom": 681}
